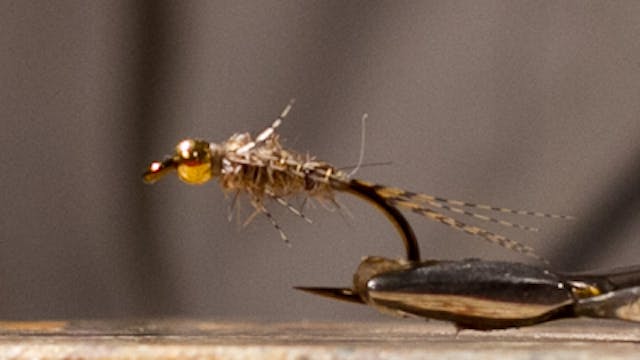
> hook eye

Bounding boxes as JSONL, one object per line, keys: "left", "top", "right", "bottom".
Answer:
{"left": 143, "top": 157, "right": 177, "bottom": 184}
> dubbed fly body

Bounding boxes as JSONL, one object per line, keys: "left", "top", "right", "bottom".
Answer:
{"left": 144, "top": 101, "right": 571, "bottom": 261}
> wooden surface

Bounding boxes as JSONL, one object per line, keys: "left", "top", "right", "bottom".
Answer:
{"left": 0, "top": 319, "right": 639, "bottom": 359}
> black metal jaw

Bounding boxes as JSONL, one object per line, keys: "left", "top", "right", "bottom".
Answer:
{"left": 297, "top": 256, "right": 640, "bottom": 329}
{"left": 297, "top": 256, "right": 569, "bottom": 328}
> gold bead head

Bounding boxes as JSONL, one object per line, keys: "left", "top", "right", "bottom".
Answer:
{"left": 175, "top": 139, "right": 213, "bottom": 185}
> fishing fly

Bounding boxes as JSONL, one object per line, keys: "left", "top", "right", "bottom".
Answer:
{"left": 143, "top": 100, "right": 571, "bottom": 262}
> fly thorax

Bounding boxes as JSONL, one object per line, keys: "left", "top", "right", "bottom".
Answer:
{"left": 208, "top": 143, "right": 224, "bottom": 177}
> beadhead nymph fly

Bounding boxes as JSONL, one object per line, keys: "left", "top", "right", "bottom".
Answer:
{"left": 143, "top": 100, "right": 571, "bottom": 262}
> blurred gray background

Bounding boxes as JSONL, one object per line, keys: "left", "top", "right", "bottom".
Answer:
{"left": 1, "top": 1, "right": 639, "bottom": 321}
